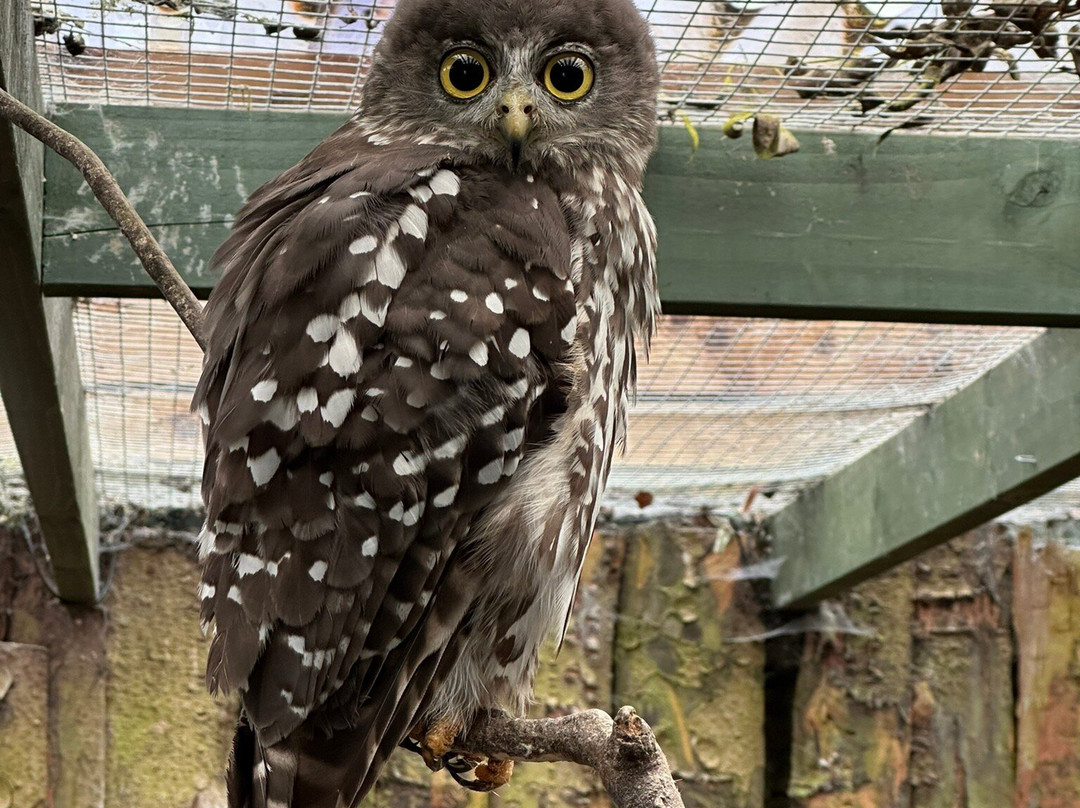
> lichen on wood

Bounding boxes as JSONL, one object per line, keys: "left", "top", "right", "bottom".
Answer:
{"left": 614, "top": 522, "right": 764, "bottom": 808}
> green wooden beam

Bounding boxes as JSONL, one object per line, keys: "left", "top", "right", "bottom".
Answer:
{"left": 41, "top": 106, "right": 1080, "bottom": 327}
{"left": 769, "top": 327, "right": 1080, "bottom": 609}
{"left": 1, "top": 0, "right": 99, "bottom": 602}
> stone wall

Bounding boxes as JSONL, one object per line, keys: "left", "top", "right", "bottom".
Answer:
{"left": 1, "top": 519, "right": 1079, "bottom": 807}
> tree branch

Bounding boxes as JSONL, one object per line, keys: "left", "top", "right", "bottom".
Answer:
{"left": 0, "top": 87, "right": 207, "bottom": 350}
{"left": 454, "top": 707, "right": 685, "bottom": 808}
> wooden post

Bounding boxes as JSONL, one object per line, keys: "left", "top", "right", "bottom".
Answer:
{"left": 1013, "top": 527, "right": 1080, "bottom": 808}
{"left": 614, "top": 522, "right": 765, "bottom": 807}
{"left": 0, "top": 0, "right": 99, "bottom": 601}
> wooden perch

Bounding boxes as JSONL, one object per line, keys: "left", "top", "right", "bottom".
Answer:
{"left": 0, "top": 88, "right": 686, "bottom": 808}
{"left": 0, "top": 86, "right": 206, "bottom": 349}
{"left": 455, "top": 707, "right": 685, "bottom": 808}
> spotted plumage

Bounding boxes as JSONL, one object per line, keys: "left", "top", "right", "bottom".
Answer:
{"left": 194, "top": 1, "right": 659, "bottom": 806}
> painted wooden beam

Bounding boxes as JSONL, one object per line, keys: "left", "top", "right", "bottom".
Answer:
{"left": 40, "top": 106, "right": 1080, "bottom": 327}
{"left": 768, "top": 328, "right": 1080, "bottom": 609}
{"left": 1, "top": 0, "right": 99, "bottom": 602}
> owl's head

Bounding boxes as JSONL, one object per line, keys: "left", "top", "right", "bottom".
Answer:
{"left": 358, "top": 0, "right": 658, "bottom": 179}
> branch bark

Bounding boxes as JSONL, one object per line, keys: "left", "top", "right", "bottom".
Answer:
{"left": 0, "top": 87, "right": 207, "bottom": 350}
{"left": 454, "top": 707, "right": 685, "bottom": 808}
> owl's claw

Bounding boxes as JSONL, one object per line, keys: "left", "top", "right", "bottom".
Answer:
{"left": 446, "top": 757, "right": 514, "bottom": 792}
{"left": 407, "top": 717, "right": 463, "bottom": 772}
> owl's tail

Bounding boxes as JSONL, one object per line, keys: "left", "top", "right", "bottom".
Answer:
{"left": 222, "top": 647, "right": 445, "bottom": 808}
{"left": 226, "top": 717, "right": 300, "bottom": 808}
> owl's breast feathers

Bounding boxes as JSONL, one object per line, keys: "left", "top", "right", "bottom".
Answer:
{"left": 193, "top": 127, "right": 657, "bottom": 807}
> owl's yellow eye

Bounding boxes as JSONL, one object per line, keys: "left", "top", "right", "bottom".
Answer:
{"left": 543, "top": 53, "right": 594, "bottom": 102}
{"left": 440, "top": 49, "right": 491, "bottom": 100}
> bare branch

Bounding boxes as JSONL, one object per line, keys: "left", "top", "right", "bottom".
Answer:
{"left": 0, "top": 87, "right": 207, "bottom": 350}
{"left": 454, "top": 707, "right": 685, "bottom": 808}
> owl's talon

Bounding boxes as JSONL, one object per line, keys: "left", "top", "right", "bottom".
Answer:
{"left": 409, "top": 717, "right": 463, "bottom": 772}
{"left": 446, "top": 757, "right": 514, "bottom": 792}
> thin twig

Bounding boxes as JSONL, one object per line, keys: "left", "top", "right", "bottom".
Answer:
{"left": 0, "top": 87, "right": 207, "bottom": 350}
{"left": 454, "top": 707, "right": 685, "bottom": 808}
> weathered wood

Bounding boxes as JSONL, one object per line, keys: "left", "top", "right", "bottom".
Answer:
{"left": 0, "top": 0, "right": 99, "bottom": 601}
{"left": 1013, "top": 528, "right": 1080, "bottom": 808}
{"left": 907, "top": 531, "right": 1014, "bottom": 808}
{"left": 787, "top": 562, "right": 914, "bottom": 807}
{"left": 614, "top": 523, "right": 764, "bottom": 808}
{"left": 786, "top": 528, "right": 1015, "bottom": 807}
{"left": 40, "top": 107, "right": 1080, "bottom": 328}
{"left": 0, "top": 642, "right": 49, "bottom": 808}
{"left": 769, "top": 328, "right": 1080, "bottom": 609}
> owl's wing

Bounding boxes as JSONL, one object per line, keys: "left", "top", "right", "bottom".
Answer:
{"left": 194, "top": 131, "right": 576, "bottom": 774}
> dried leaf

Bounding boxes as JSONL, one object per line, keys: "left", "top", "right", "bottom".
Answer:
{"left": 752, "top": 114, "right": 800, "bottom": 159}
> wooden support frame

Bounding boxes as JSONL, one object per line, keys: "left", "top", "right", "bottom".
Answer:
{"left": 769, "top": 328, "right": 1080, "bottom": 609}
{"left": 1, "top": 0, "right": 99, "bottom": 602}
{"left": 39, "top": 107, "right": 1080, "bottom": 328}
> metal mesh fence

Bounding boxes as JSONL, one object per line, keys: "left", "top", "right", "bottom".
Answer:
{"left": 3, "top": 305, "right": 1078, "bottom": 520}
{"left": 44, "top": 300, "right": 1047, "bottom": 516}
{"left": 31, "top": 1, "right": 1080, "bottom": 137}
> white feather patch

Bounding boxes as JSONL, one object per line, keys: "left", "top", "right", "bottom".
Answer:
{"left": 306, "top": 314, "right": 339, "bottom": 343}
{"left": 328, "top": 330, "right": 362, "bottom": 376}
{"left": 469, "top": 341, "right": 489, "bottom": 366}
{"left": 432, "top": 485, "right": 458, "bottom": 508}
{"left": 402, "top": 502, "right": 423, "bottom": 526}
{"left": 247, "top": 448, "right": 281, "bottom": 487}
{"left": 429, "top": 169, "right": 460, "bottom": 197}
{"left": 485, "top": 293, "right": 504, "bottom": 314}
{"left": 349, "top": 235, "right": 378, "bottom": 255}
{"left": 236, "top": 554, "right": 264, "bottom": 577}
{"left": 399, "top": 204, "right": 429, "bottom": 240}
{"left": 321, "top": 388, "right": 356, "bottom": 427}
{"left": 309, "top": 561, "right": 328, "bottom": 581}
{"left": 296, "top": 387, "right": 318, "bottom": 414}
{"left": 374, "top": 244, "right": 407, "bottom": 288}
{"left": 477, "top": 458, "right": 504, "bottom": 485}
{"left": 361, "top": 536, "right": 378, "bottom": 556}
{"left": 360, "top": 293, "right": 389, "bottom": 327}
{"left": 339, "top": 292, "right": 362, "bottom": 321}
{"left": 508, "top": 328, "right": 531, "bottom": 358}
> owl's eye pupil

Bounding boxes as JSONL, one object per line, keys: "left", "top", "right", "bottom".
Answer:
{"left": 543, "top": 52, "right": 594, "bottom": 101}
{"left": 549, "top": 58, "right": 585, "bottom": 95}
{"left": 440, "top": 49, "right": 491, "bottom": 99}
{"left": 449, "top": 55, "right": 485, "bottom": 93}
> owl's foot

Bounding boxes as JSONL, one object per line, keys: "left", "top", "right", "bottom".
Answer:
{"left": 445, "top": 755, "right": 514, "bottom": 792}
{"left": 408, "top": 716, "right": 463, "bottom": 771}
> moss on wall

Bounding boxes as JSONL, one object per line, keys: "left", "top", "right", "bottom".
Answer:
{"left": 614, "top": 523, "right": 765, "bottom": 808}
{"left": 104, "top": 546, "right": 235, "bottom": 808}
{"left": 0, "top": 643, "right": 49, "bottom": 808}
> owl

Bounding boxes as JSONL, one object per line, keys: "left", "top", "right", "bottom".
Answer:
{"left": 193, "top": 1, "right": 660, "bottom": 806}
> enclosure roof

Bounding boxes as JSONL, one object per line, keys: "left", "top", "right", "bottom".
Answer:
{"left": 31, "top": 0, "right": 1080, "bottom": 137}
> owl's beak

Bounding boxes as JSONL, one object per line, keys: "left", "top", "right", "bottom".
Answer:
{"left": 497, "top": 87, "right": 536, "bottom": 168}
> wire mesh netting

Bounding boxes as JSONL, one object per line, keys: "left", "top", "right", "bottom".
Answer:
{"left": 30, "top": 1, "right": 1080, "bottom": 136}
{"left": 4, "top": 1, "right": 1079, "bottom": 524}
{"left": 3, "top": 301, "right": 1069, "bottom": 520}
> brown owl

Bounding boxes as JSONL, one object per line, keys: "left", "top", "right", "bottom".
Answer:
{"left": 193, "top": 1, "right": 660, "bottom": 806}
